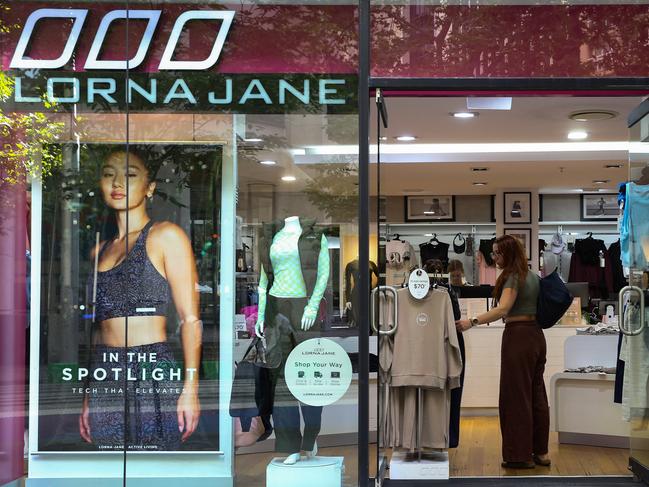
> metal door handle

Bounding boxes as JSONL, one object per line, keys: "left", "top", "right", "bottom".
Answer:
{"left": 371, "top": 286, "right": 398, "bottom": 335}
{"left": 619, "top": 285, "right": 646, "bottom": 336}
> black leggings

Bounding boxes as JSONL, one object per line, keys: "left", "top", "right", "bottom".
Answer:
{"left": 266, "top": 296, "right": 323, "bottom": 453}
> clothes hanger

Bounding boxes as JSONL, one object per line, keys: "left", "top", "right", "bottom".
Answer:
{"left": 585, "top": 231, "right": 593, "bottom": 239}
{"left": 428, "top": 233, "right": 439, "bottom": 245}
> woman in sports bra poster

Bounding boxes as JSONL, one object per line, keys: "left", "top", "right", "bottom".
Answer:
{"left": 36, "top": 144, "right": 221, "bottom": 452}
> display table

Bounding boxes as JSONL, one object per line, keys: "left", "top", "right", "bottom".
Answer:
{"left": 550, "top": 334, "right": 629, "bottom": 448}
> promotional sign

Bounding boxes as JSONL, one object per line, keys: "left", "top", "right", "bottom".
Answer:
{"left": 408, "top": 268, "right": 430, "bottom": 300}
{"left": 284, "top": 338, "right": 352, "bottom": 407}
{"left": 36, "top": 143, "right": 222, "bottom": 452}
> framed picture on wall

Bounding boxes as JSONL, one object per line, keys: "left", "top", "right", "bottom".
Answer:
{"left": 580, "top": 193, "right": 618, "bottom": 221}
{"left": 405, "top": 195, "right": 455, "bottom": 221}
{"left": 503, "top": 192, "right": 532, "bottom": 224}
{"left": 504, "top": 228, "right": 532, "bottom": 260}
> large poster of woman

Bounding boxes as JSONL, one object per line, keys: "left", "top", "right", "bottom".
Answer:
{"left": 35, "top": 143, "right": 221, "bottom": 452}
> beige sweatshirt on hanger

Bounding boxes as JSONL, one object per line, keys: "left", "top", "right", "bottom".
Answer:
{"left": 387, "top": 287, "right": 463, "bottom": 450}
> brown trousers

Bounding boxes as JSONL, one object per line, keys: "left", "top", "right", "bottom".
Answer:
{"left": 499, "top": 321, "right": 550, "bottom": 463}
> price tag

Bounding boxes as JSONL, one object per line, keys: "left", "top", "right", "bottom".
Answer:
{"left": 408, "top": 268, "right": 430, "bottom": 300}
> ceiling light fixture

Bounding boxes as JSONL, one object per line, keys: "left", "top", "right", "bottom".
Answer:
{"left": 451, "top": 112, "right": 477, "bottom": 119}
{"left": 567, "top": 131, "right": 588, "bottom": 140}
{"left": 244, "top": 138, "right": 263, "bottom": 143}
{"left": 472, "top": 182, "right": 488, "bottom": 186}
{"left": 396, "top": 135, "right": 417, "bottom": 142}
{"left": 259, "top": 160, "right": 276, "bottom": 165}
{"left": 593, "top": 179, "right": 611, "bottom": 184}
{"left": 471, "top": 167, "right": 489, "bottom": 172}
{"left": 605, "top": 163, "right": 624, "bottom": 169}
{"left": 569, "top": 110, "right": 618, "bottom": 122}
{"left": 281, "top": 175, "right": 296, "bottom": 182}
{"left": 380, "top": 136, "right": 388, "bottom": 141}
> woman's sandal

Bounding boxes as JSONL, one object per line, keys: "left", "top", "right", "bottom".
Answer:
{"left": 501, "top": 461, "right": 535, "bottom": 469}
{"left": 533, "top": 454, "right": 551, "bottom": 466}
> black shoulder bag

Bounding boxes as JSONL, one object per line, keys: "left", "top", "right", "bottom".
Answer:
{"left": 536, "top": 270, "right": 573, "bottom": 329}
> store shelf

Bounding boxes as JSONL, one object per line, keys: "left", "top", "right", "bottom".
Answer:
{"left": 539, "top": 221, "right": 617, "bottom": 226}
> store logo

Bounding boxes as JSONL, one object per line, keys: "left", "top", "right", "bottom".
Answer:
{"left": 416, "top": 312, "right": 429, "bottom": 327}
{"left": 10, "top": 8, "right": 235, "bottom": 71}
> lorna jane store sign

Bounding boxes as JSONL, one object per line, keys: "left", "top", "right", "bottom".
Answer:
{"left": 3, "top": 5, "right": 357, "bottom": 112}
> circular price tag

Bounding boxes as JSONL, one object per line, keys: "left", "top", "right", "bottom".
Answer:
{"left": 408, "top": 268, "right": 430, "bottom": 300}
{"left": 285, "top": 338, "right": 353, "bottom": 407}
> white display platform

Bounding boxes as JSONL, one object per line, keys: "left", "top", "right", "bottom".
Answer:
{"left": 266, "top": 456, "right": 344, "bottom": 487}
{"left": 550, "top": 334, "right": 629, "bottom": 448}
{"left": 389, "top": 451, "right": 449, "bottom": 480}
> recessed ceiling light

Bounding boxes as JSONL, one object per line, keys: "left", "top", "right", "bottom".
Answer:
{"left": 379, "top": 136, "right": 388, "bottom": 141}
{"left": 396, "top": 135, "right": 417, "bottom": 142}
{"left": 569, "top": 110, "right": 618, "bottom": 122}
{"left": 281, "top": 175, "right": 296, "bottom": 182}
{"left": 593, "top": 179, "right": 610, "bottom": 184}
{"left": 567, "top": 131, "right": 588, "bottom": 140}
{"left": 451, "top": 112, "right": 477, "bottom": 119}
{"left": 472, "top": 182, "right": 488, "bottom": 186}
{"left": 471, "top": 167, "right": 489, "bottom": 172}
{"left": 605, "top": 163, "right": 624, "bottom": 169}
{"left": 259, "top": 160, "right": 276, "bottom": 165}
{"left": 244, "top": 138, "right": 263, "bottom": 143}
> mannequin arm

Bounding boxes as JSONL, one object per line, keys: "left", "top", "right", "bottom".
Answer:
{"left": 255, "top": 266, "right": 268, "bottom": 337}
{"left": 303, "top": 234, "right": 330, "bottom": 324}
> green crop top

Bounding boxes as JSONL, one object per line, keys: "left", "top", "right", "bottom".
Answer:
{"left": 257, "top": 225, "right": 329, "bottom": 323}
{"left": 504, "top": 271, "right": 539, "bottom": 316}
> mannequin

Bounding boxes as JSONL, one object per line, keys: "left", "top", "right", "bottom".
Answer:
{"left": 255, "top": 216, "right": 330, "bottom": 464}
{"left": 344, "top": 258, "right": 379, "bottom": 326}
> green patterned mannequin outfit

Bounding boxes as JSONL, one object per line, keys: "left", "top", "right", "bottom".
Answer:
{"left": 256, "top": 216, "right": 329, "bottom": 332}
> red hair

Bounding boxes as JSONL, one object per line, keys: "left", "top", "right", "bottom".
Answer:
{"left": 493, "top": 235, "right": 529, "bottom": 299}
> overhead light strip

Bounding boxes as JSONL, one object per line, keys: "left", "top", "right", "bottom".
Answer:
{"left": 301, "top": 141, "right": 636, "bottom": 156}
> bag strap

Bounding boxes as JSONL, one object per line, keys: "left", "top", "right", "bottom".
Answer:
{"left": 240, "top": 337, "right": 259, "bottom": 363}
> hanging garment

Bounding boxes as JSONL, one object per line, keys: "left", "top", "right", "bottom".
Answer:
{"left": 621, "top": 182, "right": 649, "bottom": 269}
{"left": 608, "top": 240, "right": 626, "bottom": 294}
{"left": 479, "top": 238, "right": 496, "bottom": 266}
{"left": 568, "top": 237, "right": 613, "bottom": 299}
{"left": 419, "top": 239, "right": 450, "bottom": 270}
{"left": 453, "top": 234, "right": 466, "bottom": 255}
{"left": 619, "top": 305, "right": 649, "bottom": 421}
{"left": 344, "top": 259, "right": 379, "bottom": 326}
{"left": 476, "top": 250, "right": 497, "bottom": 286}
{"left": 388, "top": 288, "right": 462, "bottom": 450}
{"left": 542, "top": 249, "right": 572, "bottom": 282}
{"left": 385, "top": 239, "right": 416, "bottom": 286}
{"left": 614, "top": 331, "right": 625, "bottom": 404}
{"left": 447, "top": 284, "right": 465, "bottom": 449}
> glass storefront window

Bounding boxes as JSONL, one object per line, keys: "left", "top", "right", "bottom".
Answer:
{"left": 1, "top": 1, "right": 360, "bottom": 486}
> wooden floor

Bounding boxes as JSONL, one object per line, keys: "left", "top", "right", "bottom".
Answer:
{"left": 234, "top": 416, "right": 631, "bottom": 485}
{"left": 445, "top": 416, "right": 630, "bottom": 477}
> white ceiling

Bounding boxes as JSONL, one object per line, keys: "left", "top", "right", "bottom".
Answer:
{"left": 371, "top": 95, "right": 643, "bottom": 194}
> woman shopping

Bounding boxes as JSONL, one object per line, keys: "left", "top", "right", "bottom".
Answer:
{"left": 79, "top": 149, "right": 202, "bottom": 451}
{"left": 456, "top": 235, "right": 550, "bottom": 469}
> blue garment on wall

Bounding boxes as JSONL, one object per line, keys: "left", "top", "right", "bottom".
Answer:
{"left": 620, "top": 182, "right": 649, "bottom": 269}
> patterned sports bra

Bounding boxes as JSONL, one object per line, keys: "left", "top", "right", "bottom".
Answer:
{"left": 93, "top": 221, "right": 171, "bottom": 322}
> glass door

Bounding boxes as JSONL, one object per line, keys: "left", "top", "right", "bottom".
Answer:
{"left": 372, "top": 88, "right": 392, "bottom": 486}
{"left": 623, "top": 103, "right": 649, "bottom": 484}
